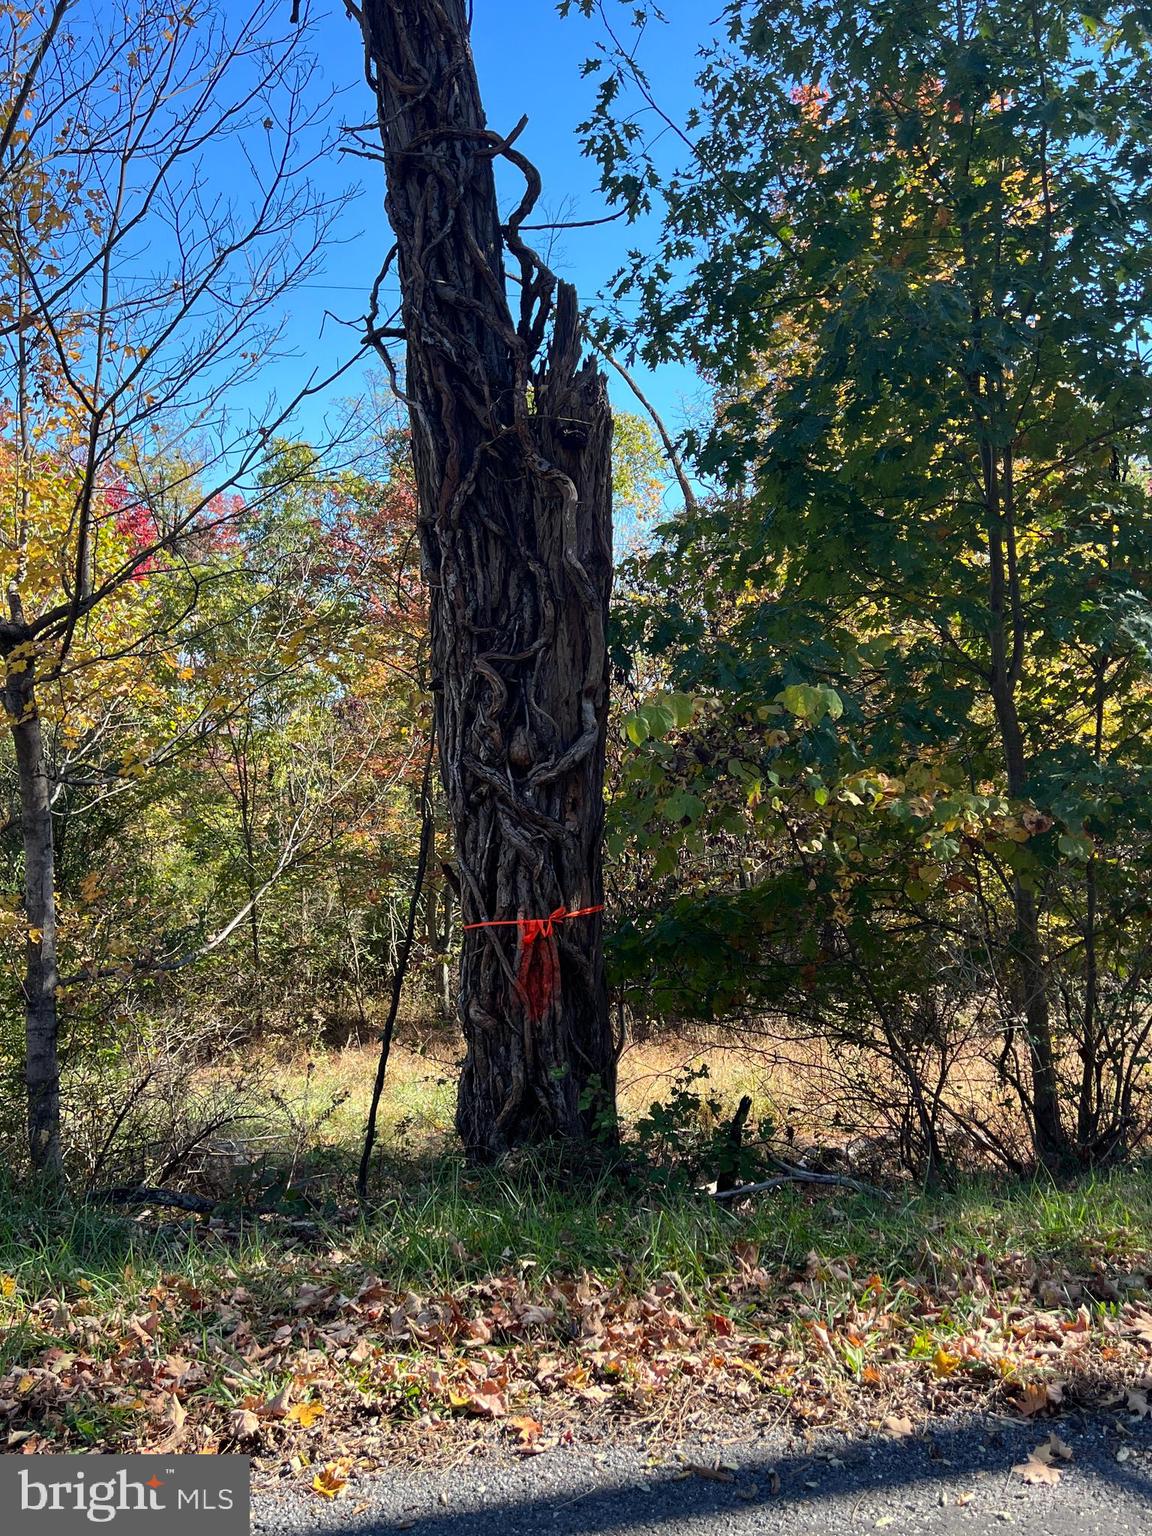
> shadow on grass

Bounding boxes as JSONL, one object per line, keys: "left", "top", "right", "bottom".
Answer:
{"left": 272, "top": 1413, "right": 1152, "bottom": 1536}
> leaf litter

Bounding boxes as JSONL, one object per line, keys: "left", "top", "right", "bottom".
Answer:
{"left": 0, "top": 1230, "right": 1148, "bottom": 1495}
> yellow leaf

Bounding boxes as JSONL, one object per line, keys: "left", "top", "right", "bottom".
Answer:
{"left": 0, "top": 1274, "right": 16, "bottom": 1299}
{"left": 286, "top": 1400, "right": 325, "bottom": 1428}
{"left": 931, "top": 1346, "right": 960, "bottom": 1378}
{"left": 311, "top": 1460, "right": 350, "bottom": 1499}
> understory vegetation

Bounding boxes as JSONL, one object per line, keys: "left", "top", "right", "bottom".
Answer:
{"left": 1, "top": 1047, "right": 1151, "bottom": 1466}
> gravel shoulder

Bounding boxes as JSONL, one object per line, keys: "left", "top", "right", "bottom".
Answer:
{"left": 253, "top": 1410, "right": 1152, "bottom": 1536}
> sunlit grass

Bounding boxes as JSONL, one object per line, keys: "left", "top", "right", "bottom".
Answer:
{"left": 2, "top": 1155, "right": 1149, "bottom": 1313}
{"left": 1, "top": 1040, "right": 1149, "bottom": 1425}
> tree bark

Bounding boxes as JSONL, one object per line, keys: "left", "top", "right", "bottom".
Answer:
{"left": 2, "top": 657, "right": 62, "bottom": 1176}
{"left": 352, "top": 0, "right": 616, "bottom": 1160}
{"left": 982, "top": 434, "right": 1067, "bottom": 1168}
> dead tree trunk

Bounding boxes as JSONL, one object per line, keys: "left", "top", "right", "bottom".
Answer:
{"left": 351, "top": 0, "right": 617, "bottom": 1160}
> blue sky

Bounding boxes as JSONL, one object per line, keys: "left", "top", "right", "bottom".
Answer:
{"left": 282, "top": 1, "right": 716, "bottom": 454}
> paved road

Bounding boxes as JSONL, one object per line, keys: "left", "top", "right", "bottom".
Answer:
{"left": 253, "top": 1410, "right": 1151, "bottom": 1535}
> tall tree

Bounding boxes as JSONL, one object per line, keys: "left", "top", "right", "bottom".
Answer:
{"left": 347, "top": 0, "right": 617, "bottom": 1160}
{"left": 0, "top": 0, "right": 341, "bottom": 1174}
{"left": 580, "top": 0, "right": 1152, "bottom": 1169}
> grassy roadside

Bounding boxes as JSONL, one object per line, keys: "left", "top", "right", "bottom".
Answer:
{"left": 1, "top": 1152, "right": 1150, "bottom": 1478}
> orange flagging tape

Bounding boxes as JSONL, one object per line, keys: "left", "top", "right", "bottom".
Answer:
{"left": 462, "top": 904, "right": 604, "bottom": 1019}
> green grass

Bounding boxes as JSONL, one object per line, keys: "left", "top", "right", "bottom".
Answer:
{"left": 2, "top": 1157, "right": 1149, "bottom": 1315}
{"left": 361, "top": 1158, "right": 1152, "bottom": 1294}
{"left": 2, "top": 1039, "right": 1150, "bottom": 1460}
{"left": 1, "top": 1147, "right": 1149, "bottom": 1456}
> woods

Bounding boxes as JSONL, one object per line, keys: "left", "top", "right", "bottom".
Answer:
{"left": 0, "top": 0, "right": 1150, "bottom": 1183}
{"left": 0, "top": 0, "right": 1149, "bottom": 1183}
{"left": 0, "top": 0, "right": 1151, "bottom": 1496}
{"left": 593, "top": 0, "right": 1152, "bottom": 1177}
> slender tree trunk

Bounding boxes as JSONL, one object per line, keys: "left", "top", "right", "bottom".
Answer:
{"left": 2, "top": 659, "right": 61, "bottom": 1176}
{"left": 438, "top": 884, "right": 453, "bottom": 1019}
{"left": 982, "top": 435, "right": 1067, "bottom": 1167}
{"left": 229, "top": 726, "right": 264, "bottom": 1027}
{"left": 1079, "top": 650, "right": 1107, "bottom": 1151}
{"left": 353, "top": 0, "right": 616, "bottom": 1160}
{"left": 424, "top": 879, "right": 454, "bottom": 1019}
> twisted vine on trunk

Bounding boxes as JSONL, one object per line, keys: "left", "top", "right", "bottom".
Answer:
{"left": 350, "top": 0, "right": 616, "bottom": 1160}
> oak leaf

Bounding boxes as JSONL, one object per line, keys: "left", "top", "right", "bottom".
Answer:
{"left": 228, "top": 1408, "right": 260, "bottom": 1439}
{"left": 1013, "top": 1435, "right": 1073, "bottom": 1486}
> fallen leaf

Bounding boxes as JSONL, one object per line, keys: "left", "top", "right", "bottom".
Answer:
{"left": 228, "top": 1408, "right": 260, "bottom": 1439}
{"left": 261, "top": 1384, "right": 292, "bottom": 1419}
{"left": 575, "top": 1383, "right": 609, "bottom": 1404}
{"left": 1015, "top": 1383, "right": 1054, "bottom": 1417}
{"left": 932, "top": 1346, "right": 961, "bottom": 1378}
{"left": 733, "top": 1240, "right": 759, "bottom": 1270}
{"left": 461, "top": 1382, "right": 507, "bottom": 1418}
{"left": 808, "top": 1320, "right": 838, "bottom": 1362}
{"left": 883, "top": 1415, "right": 914, "bottom": 1439}
{"left": 507, "top": 1414, "right": 542, "bottom": 1447}
{"left": 311, "top": 1461, "right": 350, "bottom": 1499}
{"left": 678, "top": 1461, "right": 736, "bottom": 1483}
{"left": 1013, "top": 1455, "right": 1061, "bottom": 1486}
{"left": 1121, "top": 1306, "right": 1152, "bottom": 1346}
{"left": 286, "top": 1400, "right": 326, "bottom": 1428}
{"left": 1013, "top": 1435, "right": 1073, "bottom": 1486}
{"left": 518, "top": 1304, "right": 556, "bottom": 1328}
